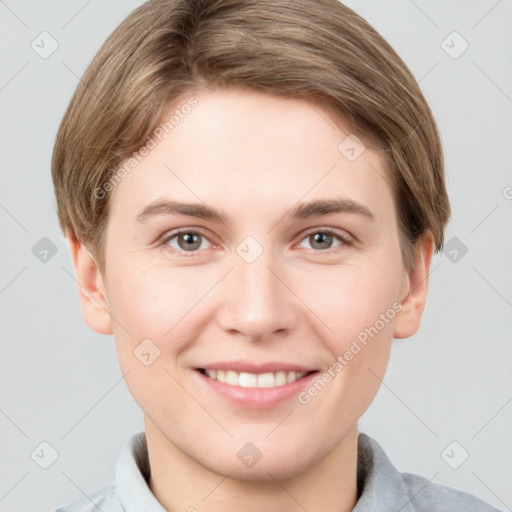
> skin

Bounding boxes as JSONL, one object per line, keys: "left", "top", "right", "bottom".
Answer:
{"left": 68, "top": 87, "right": 433, "bottom": 512}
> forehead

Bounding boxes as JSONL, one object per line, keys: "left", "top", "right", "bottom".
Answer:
{"left": 109, "top": 88, "right": 394, "bottom": 224}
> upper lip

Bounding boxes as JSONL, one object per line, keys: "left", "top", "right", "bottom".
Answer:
{"left": 197, "top": 360, "right": 317, "bottom": 374}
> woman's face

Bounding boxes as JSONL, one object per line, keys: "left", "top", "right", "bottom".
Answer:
{"left": 90, "top": 87, "right": 421, "bottom": 480}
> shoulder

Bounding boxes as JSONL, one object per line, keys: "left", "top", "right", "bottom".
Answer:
{"left": 51, "top": 431, "right": 153, "bottom": 512}
{"left": 356, "top": 433, "right": 503, "bottom": 512}
{"left": 50, "top": 480, "right": 120, "bottom": 512}
{"left": 401, "top": 470, "right": 502, "bottom": 512}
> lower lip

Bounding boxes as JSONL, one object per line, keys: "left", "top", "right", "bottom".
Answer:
{"left": 194, "top": 370, "right": 319, "bottom": 409}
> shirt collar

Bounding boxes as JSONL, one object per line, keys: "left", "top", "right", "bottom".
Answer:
{"left": 116, "top": 431, "right": 415, "bottom": 512}
{"left": 115, "top": 431, "right": 166, "bottom": 512}
{"left": 353, "top": 433, "right": 416, "bottom": 512}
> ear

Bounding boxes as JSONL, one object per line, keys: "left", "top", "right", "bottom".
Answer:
{"left": 66, "top": 233, "right": 113, "bottom": 335}
{"left": 393, "top": 233, "right": 434, "bottom": 339}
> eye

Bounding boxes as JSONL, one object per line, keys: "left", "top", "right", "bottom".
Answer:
{"left": 161, "top": 227, "right": 353, "bottom": 256}
{"left": 162, "top": 229, "right": 213, "bottom": 255}
{"left": 297, "top": 228, "right": 352, "bottom": 251}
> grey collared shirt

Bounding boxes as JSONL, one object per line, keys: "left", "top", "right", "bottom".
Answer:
{"left": 52, "top": 431, "right": 502, "bottom": 512}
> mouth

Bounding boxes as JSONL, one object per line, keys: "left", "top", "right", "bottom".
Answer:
{"left": 196, "top": 368, "right": 318, "bottom": 388}
{"left": 194, "top": 366, "right": 320, "bottom": 408}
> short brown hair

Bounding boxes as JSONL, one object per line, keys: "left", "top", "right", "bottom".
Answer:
{"left": 52, "top": 0, "right": 450, "bottom": 271}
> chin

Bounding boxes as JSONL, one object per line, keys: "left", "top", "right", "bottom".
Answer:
{"left": 200, "top": 441, "right": 319, "bottom": 482}
{"left": 213, "top": 458, "right": 312, "bottom": 483}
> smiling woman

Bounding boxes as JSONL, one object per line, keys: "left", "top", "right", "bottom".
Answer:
{"left": 48, "top": 1, "right": 501, "bottom": 512}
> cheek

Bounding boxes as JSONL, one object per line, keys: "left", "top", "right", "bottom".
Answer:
{"left": 293, "top": 258, "right": 402, "bottom": 347}
{"left": 107, "top": 260, "right": 221, "bottom": 382}
{"left": 107, "top": 263, "right": 208, "bottom": 414}
{"left": 292, "top": 259, "right": 400, "bottom": 410}
{"left": 108, "top": 261, "right": 210, "bottom": 337}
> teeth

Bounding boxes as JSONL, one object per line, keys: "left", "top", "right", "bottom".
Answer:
{"left": 225, "top": 370, "right": 238, "bottom": 386}
{"left": 286, "top": 371, "right": 297, "bottom": 384}
{"left": 203, "top": 369, "right": 307, "bottom": 387}
{"left": 258, "top": 372, "right": 274, "bottom": 388}
{"left": 274, "top": 371, "right": 287, "bottom": 386}
{"left": 239, "top": 372, "right": 258, "bottom": 387}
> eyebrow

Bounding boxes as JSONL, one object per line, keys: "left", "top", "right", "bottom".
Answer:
{"left": 135, "top": 197, "right": 374, "bottom": 224}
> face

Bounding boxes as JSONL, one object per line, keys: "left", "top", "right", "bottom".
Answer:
{"left": 72, "top": 87, "right": 431, "bottom": 481}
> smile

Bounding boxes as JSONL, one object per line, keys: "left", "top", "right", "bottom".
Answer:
{"left": 194, "top": 360, "right": 320, "bottom": 408}
{"left": 198, "top": 368, "right": 313, "bottom": 388}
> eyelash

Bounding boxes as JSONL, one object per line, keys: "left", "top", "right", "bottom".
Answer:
{"left": 160, "top": 227, "right": 353, "bottom": 257}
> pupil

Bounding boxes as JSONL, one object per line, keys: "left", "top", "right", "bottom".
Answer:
{"left": 179, "top": 233, "right": 200, "bottom": 251}
{"left": 312, "top": 232, "right": 332, "bottom": 249}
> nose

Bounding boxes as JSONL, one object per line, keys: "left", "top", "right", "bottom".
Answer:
{"left": 216, "top": 244, "right": 299, "bottom": 341}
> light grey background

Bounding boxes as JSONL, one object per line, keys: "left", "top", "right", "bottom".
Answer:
{"left": 1, "top": 1, "right": 511, "bottom": 511}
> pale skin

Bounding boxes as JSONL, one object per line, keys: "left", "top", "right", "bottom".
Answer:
{"left": 68, "top": 87, "right": 433, "bottom": 512}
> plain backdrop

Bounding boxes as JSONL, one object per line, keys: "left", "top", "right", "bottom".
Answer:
{"left": 0, "top": 1, "right": 511, "bottom": 511}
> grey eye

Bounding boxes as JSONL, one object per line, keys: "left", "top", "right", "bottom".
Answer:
{"left": 298, "top": 231, "right": 344, "bottom": 251}
{"left": 167, "top": 232, "right": 210, "bottom": 252}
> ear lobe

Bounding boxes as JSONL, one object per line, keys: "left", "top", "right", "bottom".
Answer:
{"left": 66, "top": 233, "right": 113, "bottom": 335}
{"left": 393, "top": 233, "right": 434, "bottom": 339}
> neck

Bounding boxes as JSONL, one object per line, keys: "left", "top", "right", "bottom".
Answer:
{"left": 145, "top": 417, "right": 360, "bottom": 512}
